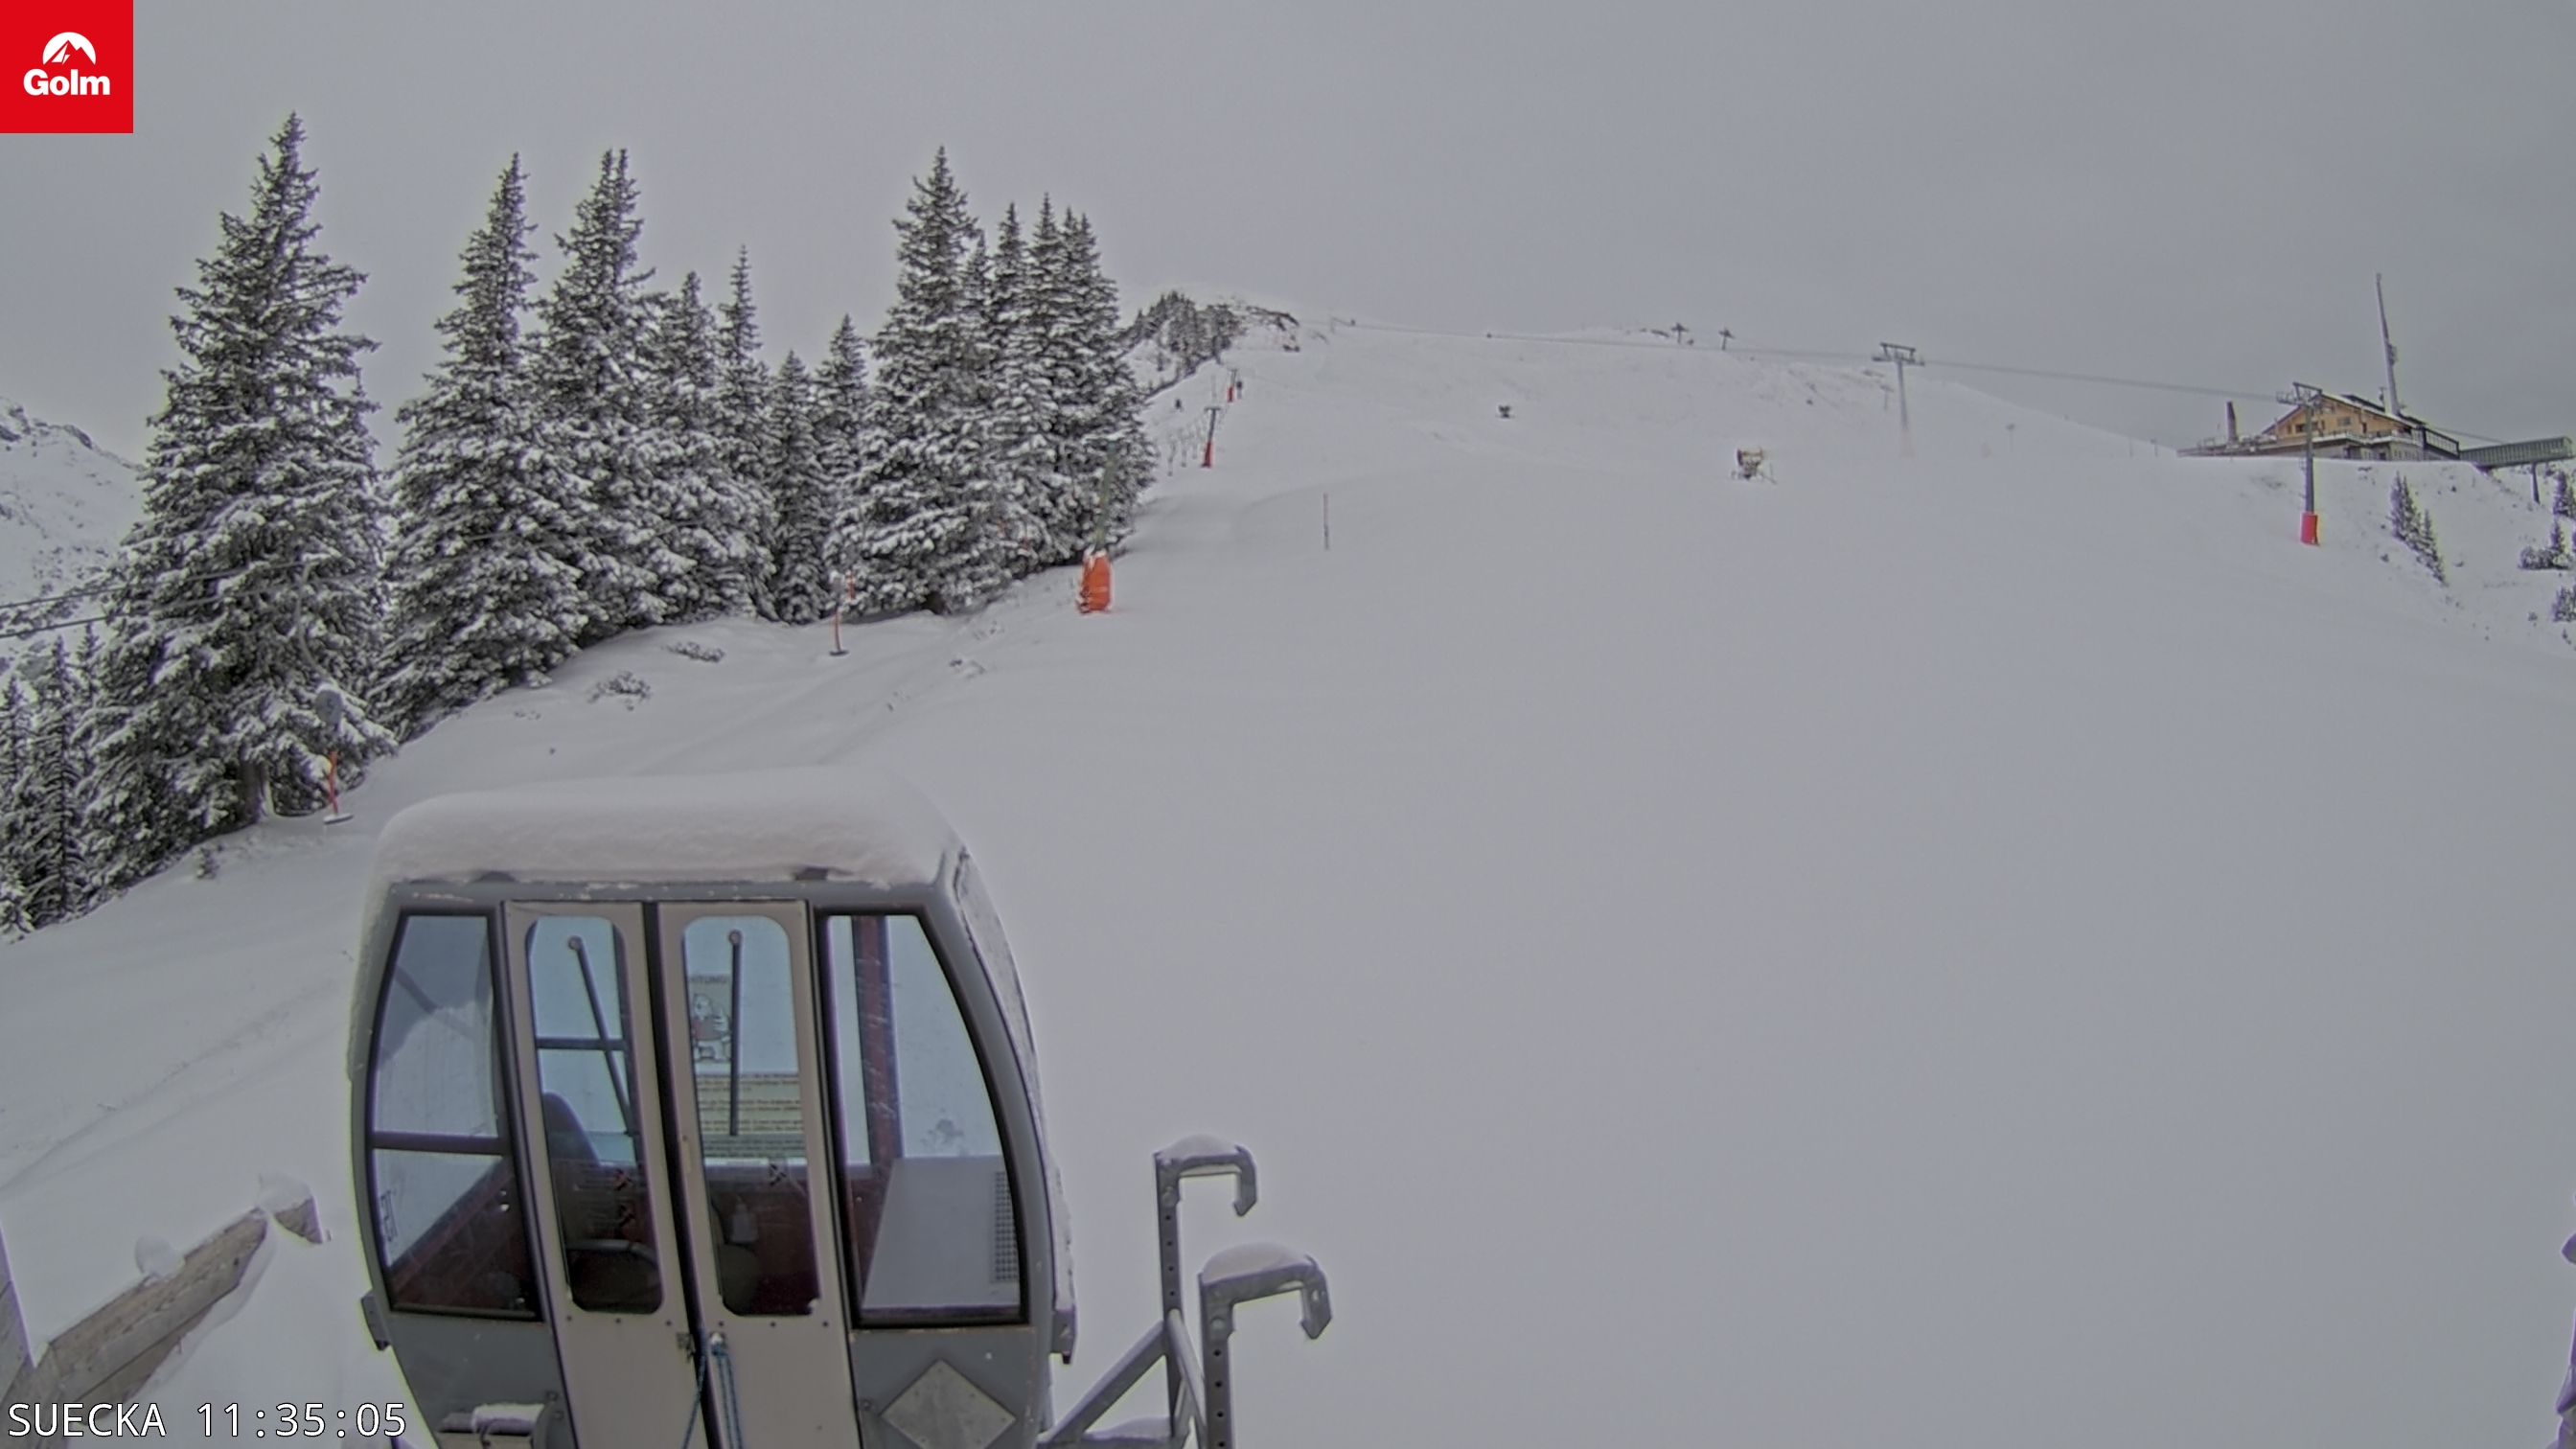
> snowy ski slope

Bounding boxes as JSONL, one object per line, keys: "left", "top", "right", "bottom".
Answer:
{"left": 5, "top": 318, "right": 2576, "bottom": 1447}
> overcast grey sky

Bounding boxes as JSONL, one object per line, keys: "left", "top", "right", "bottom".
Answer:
{"left": 3, "top": 1, "right": 2573, "bottom": 460}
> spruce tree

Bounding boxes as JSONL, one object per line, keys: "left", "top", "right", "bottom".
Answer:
{"left": 1051, "top": 210, "right": 1149, "bottom": 550}
{"left": 88, "top": 114, "right": 395, "bottom": 880}
{"left": 381, "top": 155, "right": 586, "bottom": 735}
{"left": 765, "top": 353, "right": 838, "bottom": 623}
{"left": 985, "top": 202, "right": 1056, "bottom": 572}
{"left": 533, "top": 150, "right": 679, "bottom": 640}
{"left": 2390, "top": 474, "right": 2446, "bottom": 584}
{"left": 0, "top": 679, "right": 28, "bottom": 935}
{"left": 833, "top": 150, "right": 1010, "bottom": 615}
{"left": 13, "top": 641, "right": 86, "bottom": 928}
{"left": 811, "top": 317, "right": 868, "bottom": 610}
{"left": 715, "top": 249, "right": 780, "bottom": 615}
{"left": 640, "top": 271, "right": 765, "bottom": 622}
{"left": 954, "top": 229, "right": 1013, "bottom": 584}
{"left": 1023, "top": 198, "right": 1088, "bottom": 561}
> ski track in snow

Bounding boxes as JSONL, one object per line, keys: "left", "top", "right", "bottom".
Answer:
{"left": 5, "top": 320, "right": 2576, "bottom": 1447}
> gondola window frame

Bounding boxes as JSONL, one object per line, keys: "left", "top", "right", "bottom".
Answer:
{"left": 816, "top": 908, "right": 1029, "bottom": 1327}
{"left": 362, "top": 908, "right": 542, "bottom": 1321}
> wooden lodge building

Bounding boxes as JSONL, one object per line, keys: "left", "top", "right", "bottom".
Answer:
{"left": 2187, "top": 389, "right": 2463, "bottom": 462}
{"left": 2185, "top": 388, "right": 2574, "bottom": 472}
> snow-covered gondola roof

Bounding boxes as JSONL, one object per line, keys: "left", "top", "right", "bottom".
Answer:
{"left": 368, "top": 768, "right": 961, "bottom": 892}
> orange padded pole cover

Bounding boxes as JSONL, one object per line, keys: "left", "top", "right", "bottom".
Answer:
{"left": 1079, "top": 552, "right": 1113, "bottom": 613}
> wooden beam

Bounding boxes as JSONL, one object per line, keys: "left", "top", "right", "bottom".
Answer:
{"left": 23, "top": 1211, "right": 267, "bottom": 1408}
{"left": 0, "top": 1222, "right": 32, "bottom": 1409}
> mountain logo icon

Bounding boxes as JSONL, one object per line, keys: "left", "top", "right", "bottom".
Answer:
{"left": 11, "top": 20, "right": 126, "bottom": 128}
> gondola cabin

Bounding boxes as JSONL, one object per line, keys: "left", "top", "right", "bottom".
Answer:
{"left": 349, "top": 771, "right": 1073, "bottom": 1449}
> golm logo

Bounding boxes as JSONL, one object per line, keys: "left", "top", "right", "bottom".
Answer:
{"left": 24, "top": 32, "right": 110, "bottom": 98}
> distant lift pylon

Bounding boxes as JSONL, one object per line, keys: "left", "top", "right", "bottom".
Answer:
{"left": 348, "top": 769, "right": 1328, "bottom": 1449}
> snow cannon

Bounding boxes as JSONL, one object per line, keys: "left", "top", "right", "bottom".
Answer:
{"left": 348, "top": 769, "right": 1328, "bottom": 1449}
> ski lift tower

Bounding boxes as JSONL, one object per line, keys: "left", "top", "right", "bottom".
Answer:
{"left": 2283, "top": 382, "right": 2324, "bottom": 544}
{"left": 1877, "top": 343, "right": 1920, "bottom": 458}
{"left": 2287, "top": 379, "right": 2328, "bottom": 540}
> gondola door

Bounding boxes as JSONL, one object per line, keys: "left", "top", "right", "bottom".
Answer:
{"left": 502, "top": 904, "right": 698, "bottom": 1446}
{"left": 655, "top": 904, "right": 863, "bottom": 1449}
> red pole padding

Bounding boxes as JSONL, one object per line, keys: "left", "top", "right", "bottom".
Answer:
{"left": 2299, "top": 512, "right": 2320, "bottom": 546}
{"left": 1078, "top": 552, "right": 1113, "bottom": 613}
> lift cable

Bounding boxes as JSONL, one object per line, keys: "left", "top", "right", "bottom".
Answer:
{"left": 1920, "top": 358, "right": 2265, "bottom": 402}
{"left": 0, "top": 579, "right": 120, "bottom": 619}
{"left": 0, "top": 613, "right": 109, "bottom": 642}
{"left": 1327, "top": 317, "right": 2531, "bottom": 441}
{"left": 0, "top": 561, "right": 295, "bottom": 641}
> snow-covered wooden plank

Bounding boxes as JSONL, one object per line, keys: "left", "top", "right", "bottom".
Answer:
{"left": 28, "top": 1210, "right": 264, "bottom": 1406}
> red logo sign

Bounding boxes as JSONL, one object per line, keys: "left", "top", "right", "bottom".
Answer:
{"left": 2, "top": 0, "right": 132, "bottom": 133}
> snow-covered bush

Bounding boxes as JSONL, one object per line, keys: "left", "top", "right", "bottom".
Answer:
{"left": 587, "top": 671, "right": 652, "bottom": 705}
{"left": 2518, "top": 520, "right": 2570, "bottom": 570}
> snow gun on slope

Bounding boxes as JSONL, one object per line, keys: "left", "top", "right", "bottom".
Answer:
{"left": 347, "top": 769, "right": 1328, "bottom": 1449}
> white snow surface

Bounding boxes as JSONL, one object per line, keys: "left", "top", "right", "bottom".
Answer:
{"left": 7, "top": 318, "right": 2576, "bottom": 1447}
{"left": 0, "top": 394, "right": 139, "bottom": 672}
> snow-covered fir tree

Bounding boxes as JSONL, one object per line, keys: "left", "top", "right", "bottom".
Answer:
{"left": 11, "top": 640, "right": 87, "bottom": 928}
{"left": 954, "top": 226, "right": 1016, "bottom": 582}
{"left": 764, "top": 353, "right": 839, "bottom": 623}
{"left": 985, "top": 202, "right": 1061, "bottom": 570}
{"left": 834, "top": 150, "right": 1011, "bottom": 615}
{"left": 380, "top": 155, "right": 587, "bottom": 735}
{"left": 1023, "top": 199, "right": 1090, "bottom": 560}
{"left": 640, "top": 271, "right": 766, "bottom": 622}
{"left": 0, "top": 679, "right": 27, "bottom": 935}
{"left": 809, "top": 317, "right": 868, "bottom": 612}
{"left": 2390, "top": 474, "right": 2446, "bottom": 583}
{"left": 532, "top": 150, "right": 683, "bottom": 640}
{"left": 88, "top": 115, "right": 396, "bottom": 884}
{"left": 715, "top": 249, "right": 779, "bottom": 615}
{"left": 1049, "top": 209, "right": 1150, "bottom": 551}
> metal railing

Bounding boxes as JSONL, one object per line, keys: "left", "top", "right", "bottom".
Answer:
{"left": 1044, "top": 1138, "right": 1330, "bottom": 1449}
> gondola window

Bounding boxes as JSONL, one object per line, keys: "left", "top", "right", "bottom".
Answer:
{"left": 679, "top": 914, "right": 822, "bottom": 1316}
{"left": 525, "top": 915, "right": 663, "bottom": 1313}
{"left": 821, "top": 913, "right": 1020, "bottom": 1322}
{"left": 365, "top": 912, "right": 537, "bottom": 1316}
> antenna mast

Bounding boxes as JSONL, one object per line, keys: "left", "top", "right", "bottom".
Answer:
{"left": 2376, "top": 273, "right": 2402, "bottom": 421}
